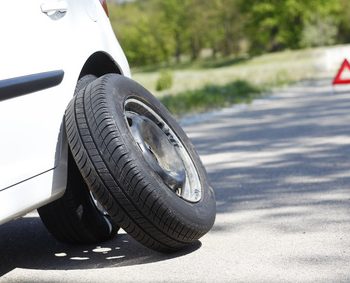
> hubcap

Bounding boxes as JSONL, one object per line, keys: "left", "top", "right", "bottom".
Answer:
{"left": 124, "top": 98, "right": 201, "bottom": 203}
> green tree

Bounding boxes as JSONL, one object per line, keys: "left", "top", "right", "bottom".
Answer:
{"left": 109, "top": 1, "right": 174, "bottom": 66}
{"left": 240, "top": 0, "right": 340, "bottom": 54}
{"left": 301, "top": 16, "right": 338, "bottom": 47}
{"left": 108, "top": 0, "right": 348, "bottom": 67}
{"left": 155, "top": 0, "right": 191, "bottom": 63}
{"left": 337, "top": 0, "right": 350, "bottom": 43}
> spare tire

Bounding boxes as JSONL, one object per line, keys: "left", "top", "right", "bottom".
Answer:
{"left": 65, "top": 74, "right": 216, "bottom": 252}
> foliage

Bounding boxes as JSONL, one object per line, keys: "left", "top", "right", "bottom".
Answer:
{"left": 156, "top": 70, "right": 173, "bottom": 91}
{"left": 337, "top": 0, "right": 350, "bottom": 43}
{"left": 301, "top": 17, "right": 338, "bottom": 48}
{"left": 108, "top": 0, "right": 350, "bottom": 67}
{"left": 109, "top": 1, "right": 173, "bottom": 66}
{"left": 240, "top": 0, "right": 340, "bottom": 54}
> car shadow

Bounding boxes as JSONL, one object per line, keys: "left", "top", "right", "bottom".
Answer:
{"left": 0, "top": 216, "right": 201, "bottom": 276}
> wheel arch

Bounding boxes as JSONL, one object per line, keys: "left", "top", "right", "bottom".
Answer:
{"left": 78, "top": 51, "right": 123, "bottom": 79}
{"left": 53, "top": 52, "right": 124, "bottom": 199}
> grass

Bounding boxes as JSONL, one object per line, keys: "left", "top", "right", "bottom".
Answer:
{"left": 131, "top": 45, "right": 344, "bottom": 116}
{"left": 160, "top": 80, "right": 261, "bottom": 116}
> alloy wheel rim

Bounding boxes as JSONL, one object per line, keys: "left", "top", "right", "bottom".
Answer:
{"left": 124, "top": 98, "right": 201, "bottom": 203}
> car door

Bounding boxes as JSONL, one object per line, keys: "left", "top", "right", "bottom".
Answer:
{"left": 0, "top": 0, "right": 72, "bottom": 189}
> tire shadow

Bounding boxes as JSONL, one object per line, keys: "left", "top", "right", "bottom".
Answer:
{"left": 0, "top": 216, "right": 201, "bottom": 276}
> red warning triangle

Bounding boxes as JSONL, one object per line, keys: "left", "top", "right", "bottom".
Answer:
{"left": 333, "top": 59, "right": 350, "bottom": 85}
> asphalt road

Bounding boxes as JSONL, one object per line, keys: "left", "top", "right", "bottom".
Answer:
{"left": 1, "top": 79, "right": 350, "bottom": 282}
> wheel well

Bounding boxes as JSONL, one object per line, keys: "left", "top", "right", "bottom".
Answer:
{"left": 79, "top": 51, "right": 122, "bottom": 79}
{"left": 54, "top": 52, "right": 123, "bottom": 199}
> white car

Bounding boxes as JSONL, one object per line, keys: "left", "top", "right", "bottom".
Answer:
{"left": 0, "top": 0, "right": 215, "bottom": 252}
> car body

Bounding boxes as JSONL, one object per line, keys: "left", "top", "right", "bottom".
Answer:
{"left": 0, "top": 0, "right": 130, "bottom": 225}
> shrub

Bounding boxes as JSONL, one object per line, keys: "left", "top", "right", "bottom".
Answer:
{"left": 156, "top": 70, "right": 173, "bottom": 91}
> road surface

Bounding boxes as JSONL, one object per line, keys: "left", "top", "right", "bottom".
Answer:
{"left": 1, "top": 79, "right": 349, "bottom": 282}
